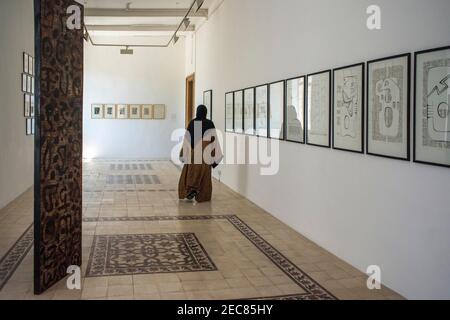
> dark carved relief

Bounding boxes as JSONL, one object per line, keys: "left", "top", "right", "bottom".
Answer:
{"left": 34, "top": 0, "right": 83, "bottom": 294}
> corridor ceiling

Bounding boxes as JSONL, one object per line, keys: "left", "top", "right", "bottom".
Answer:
{"left": 80, "top": 0, "right": 214, "bottom": 46}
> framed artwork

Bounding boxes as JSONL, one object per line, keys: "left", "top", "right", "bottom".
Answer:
{"left": 225, "top": 92, "right": 234, "bottom": 132}
{"left": 27, "top": 75, "right": 32, "bottom": 93}
{"left": 269, "top": 81, "right": 285, "bottom": 140}
{"left": 285, "top": 76, "right": 305, "bottom": 143}
{"left": 24, "top": 94, "right": 31, "bottom": 117}
{"left": 104, "top": 104, "right": 116, "bottom": 119}
{"left": 414, "top": 46, "right": 450, "bottom": 168}
{"left": 31, "top": 118, "right": 35, "bottom": 135}
{"left": 203, "top": 90, "right": 213, "bottom": 120}
{"left": 91, "top": 104, "right": 104, "bottom": 119}
{"left": 26, "top": 118, "right": 32, "bottom": 136}
{"left": 255, "top": 85, "right": 268, "bottom": 137}
{"left": 130, "top": 105, "right": 141, "bottom": 119}
{"left": 333, "top": 63, "right": 365, "bottom": 153}
{"left": 244, "top": 87, "right": 255, "bottom": 135}
{"left": 142, "top": 105, "right": 153, "bottom": 119}
{"left": 234, "top": 90, "right": 244, "bottom": 133}
{"left": 29, "top": 55, "right": 33, "bottom": 76}
{"left": 23, "top": 53, "right": 29, "bottom": 74}
{"left": 153, "top": 104, "right": 166, "bottom": 120}
{"left": 31, "top": 77, "right": 35, "bottom": 94}
{"left": 306, "top": 70, "right": 331, "bottom": 147}
{"left": 367, "top": 53, "right": 410, "bottom": 160}
{"left": 117, "top": 104, "right": 129, "bottom": 119}
{"left": 30, "top": 95, "right": 35, "bottom": 117}
{"left": 22, "top": 74, "right": 27, "bottom": 92}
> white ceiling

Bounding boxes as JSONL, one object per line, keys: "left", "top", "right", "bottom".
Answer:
{"left": 82, "top": 0, "right": 213, "bottom": 45}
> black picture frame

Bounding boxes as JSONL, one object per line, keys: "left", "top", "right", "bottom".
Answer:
{"left": 306, "top": 69, "right": 332, "bottom": 148}
{"left": 332, "top": 62, "right": 365, "bottom": 154}
{"left": 255, "top": 84, "right": 269, "bottom": 138}
{"left": 233, "top": 90, "right": 244, "bottom": 134}
{"left": 29, "top": 55, "right": 34, "bottom": 76}
{"left": 268, "top": 80, "right": 286, "bottom": 141}
{"left": 225, "top": 91, "right": 234, "bottom": 133}
{"left": 243, "top": 87, "right": 256, "bottom": 136}
{"left": 285, "top": 75, "right": 306, "bottom": 144}
{"left": 366, "top": 53, "right": 411, "bottom": 161}
{"left": 413, "top": 45, "right": 450, "bottom": 168}
{"left": 22, "top": 73, "right": 28, "bottom": 92}
{"left": 203, "top": 89, "right": 213, "bottom": 120}
{"left": 23, "top": 52, "right": 29, "bottom": 74}
{"left": 26, "top": 118, "right": 33, "bottom": 136}
{"left": 24, "top": 93, "right": 31, "bottom": 117}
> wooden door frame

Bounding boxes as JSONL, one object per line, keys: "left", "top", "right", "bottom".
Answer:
{"left": 185, "top": 73, "right": 195, "bottom": 127}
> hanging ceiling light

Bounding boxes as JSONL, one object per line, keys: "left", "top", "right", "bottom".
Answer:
{"left": 183, "top": 18, "right": 191, "bottom": 29}
{"left": 196, "top": 0, "right": 205, "bottom": 12}
{"left": 173, "top": 34, "right": 179, "bottom": 44}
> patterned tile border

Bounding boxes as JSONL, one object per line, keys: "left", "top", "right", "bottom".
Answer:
{"left": 0, "top": 224, "right": 33, "bottom": 290}
{"left": 85, "top": 233, "right": 217, "bottom": 277}
{"left": 83, "top": 215, "right": 337, "bottom": 300}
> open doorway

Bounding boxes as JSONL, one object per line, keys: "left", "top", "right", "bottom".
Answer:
{"left": 185, "top": 73, "right": 195, "bottom": 127}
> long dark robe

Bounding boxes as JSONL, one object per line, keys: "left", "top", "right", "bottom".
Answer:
{"left": 178, "top": 107, "right": 222, "bottom": 203}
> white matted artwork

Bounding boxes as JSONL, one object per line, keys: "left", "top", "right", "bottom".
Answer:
{"left": 142, "top": 105, "right": 153, "bottom": 119}
{"left": 31, "top": 118, "right": 35, "bottom": 135}
{"left": 104, "top": 104, "right": 116, "bottom": 119}
{"left": 22, "top": 74, "right": 27, "bottom": 92}
{"left": 225, "top": 92, "right": 234, "bottom": 132}
{"left": 24, "top": 94, "right": 31, "bottom": 117}
{"left": 129, "top": 105, "right": 142, "bottom": 119}
{"left": 367, "top": 54, "right": 410, "bottom": 160}
{"left": 306, "top": 70, "right": 331, "bottom": 147}
{"left": 234, "top": 91, "right": 243, "bottom": 133}
{"left": 286, "top": 76, "right": 305, "bottom": 143}
{"left": 244, "top": 88, "right": 255, "bottom": 135}
{"left": 415, "top": 46, "right": 450, "bottom": 167}
{"left": 117, "top": 104, "right": 129, "bottom": 119}
{"left": 91, "top": 104, "right": 103, "bottom": 119}
{"left": 26, "top": 118, "right": 32, "bottom": 136}
{"left": 153, "top": 104, "right": 166, "bottom": 120}
{"left": 23, "top": 53, "right": 29, "bottom": 74}
{"left": 269, "top": 81, "right": 285, "bottom": 139}
{"left": 203, "top": 90, "right": 213, "bottom": 120}
{"left": 333, "top": 63, "right": 364, "bottom": 153}
{"left": 30, "top": 95, "right": 35, "bottom": 117}
{"left": 255, "top": 85, "right": 268, "bottom": 137}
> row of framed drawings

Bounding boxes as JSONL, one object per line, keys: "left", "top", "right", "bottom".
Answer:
{"left": 22, "top": 52, "right": 35, "bottom": 136}
{"left": 91, "top": 104, "right": 166, "bottom": 120}
{"left": 225, "top": 45, "right": 450, "bottom": 168}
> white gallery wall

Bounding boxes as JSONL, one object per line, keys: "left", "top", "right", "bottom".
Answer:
{"left": 0, "top": 0, "right": 34, "bottom": 209}
{"left": 83, "top": 38, "right": 186, "bottom": 159}
{"left": 190, "top": 0, "right": 450, "bottom": 299}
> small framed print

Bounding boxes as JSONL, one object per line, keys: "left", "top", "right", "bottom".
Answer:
{"left": 22, "top": 74, "right": 27, "bottom": 92}
{"left": 153, "top": 104, "right": 166, "bottom": 120}
{"left": 269, "top": 81, "right": 285, "bottom": 140}
{"left": 225, "top": 92, "right": 234, "bottom": 132}
{"left": 91, "top": 104, "right": 103, "bottom": 119}
{"left": 30, "top": 95, "right": 35, "bottom": 117}
{"left": 286, "top": 76, "right": 305, "bottom": 144}
{"left": 31, "top": 118, "right": 35, "bottom": 135}
{"left": 367, "top": 53, "right": 410, "bottom": 161}
{"left": 234, "top": 90, "right": 244, "bottom": 133}
{"left": 26, "top": 118, "right": 32, "bottom": 136}
{"left": 306, "top": 70, "right": 331, "bottom": 148}
{"left": 255, "top": 85, "right": 268, "bottom": 137}
{"left": 29, "top": 56, "right": 33, "bottom": 76}
{"left": 333, "top": 63, "right": 365, "bottom": 153}
{"left": 414, "top": 46, "right": 450, "bottom": 168}
{"left": 104, "top": 104, "right": 116, "bottom": 119}
{"left": 117, "top": 104, "right": 129, "bottom": 119}
{"left": 142, "top": 105, "right": 153, "bottom": 119}
{"left": 203, "top": 90, "right": 213, "bottom": 120}
{"left": 27, "top": 75, "right": 32, "bottom": 93}
{"left": 31, "top": 77, "right": 35, "bottom": 94}
{"left": 129, "top": 105, "right": 141, "bottom": 119}
{"left": 23, "top": 53, "right": 29, "bottom": 74}
{"left": 24, "top": 94, "right": 31, "bottom": 117}
{"left": 244, "top": 87, "right": 255, "bottom": 135}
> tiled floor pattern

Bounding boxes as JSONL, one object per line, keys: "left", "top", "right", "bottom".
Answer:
{"left": 0, "top": 160, "right": 404, "bottom": 300}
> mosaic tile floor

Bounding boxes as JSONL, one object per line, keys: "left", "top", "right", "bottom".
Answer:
{"left": 0, "top": 160, "right": 404, "bottom": 300}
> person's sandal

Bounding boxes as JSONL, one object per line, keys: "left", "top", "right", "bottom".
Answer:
{"left": 187, "top": 191, "right": 198, "bottom": 200}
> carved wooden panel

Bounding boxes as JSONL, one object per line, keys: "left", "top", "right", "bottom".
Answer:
{"left": 34, "top": 0, "right": 84, "bottom": 294}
